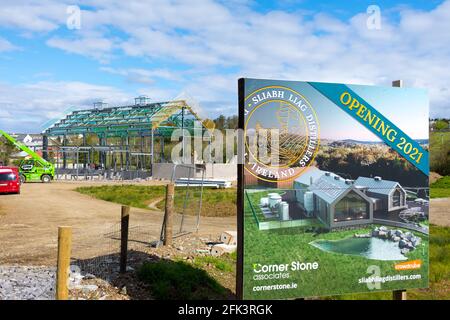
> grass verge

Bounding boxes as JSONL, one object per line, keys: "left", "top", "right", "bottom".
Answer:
{"left": 76, "top": 185, "right": 236, "bottom": 216}
{"left": 193, "top": 255, "right": 235, "bottom": 273}
{"left": 430, "top": 176, "right": 450, "bottom": 198}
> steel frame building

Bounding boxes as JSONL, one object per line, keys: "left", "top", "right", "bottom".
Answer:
{"left": 43, "top": 97, "right": 205, "bottom": 178}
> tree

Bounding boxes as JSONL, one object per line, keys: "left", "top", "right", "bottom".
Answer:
{"left": 434, "top": 119, "right": 449, "bottom": 131}
{"left": 0, "top": 136, "right": 16, "bottom": 166}
{"left": 226, "top": 115, "right": 238, "bottom": 129}
{"left": 214, "top": 115, "right": 226, "bottom": 131}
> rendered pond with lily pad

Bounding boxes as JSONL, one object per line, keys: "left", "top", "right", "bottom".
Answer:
{"left": 310, "top": 237, "right": 408, "bottom": 261}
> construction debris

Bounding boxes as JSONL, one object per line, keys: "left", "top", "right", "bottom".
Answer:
{"left": 209, "top": 230, "right": 237, "bottom": 256}
{"left": 220, "top": 231, "right": 237, "bottom": 245}
{"left": 211, "top": 243, "right": 237, "bottom": 256}
{"left": 175, "top": 178, "right": 232, "bottom": 189}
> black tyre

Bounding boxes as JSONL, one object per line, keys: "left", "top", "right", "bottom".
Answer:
{"left": 41, "top": 174, "right": 51, "bottom": 183}
{"left": 20, "top": 175, "right": 26, "bottom": 184}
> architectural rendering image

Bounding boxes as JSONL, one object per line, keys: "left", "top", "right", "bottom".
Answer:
{"left": 295, "top": 168, "right": 374, "bottom": 229}
{"left": 239, "top": 78, "right": 430, "bottom": 299}
{"left": 248, "top": 166, "right": 428, "bottom": 232}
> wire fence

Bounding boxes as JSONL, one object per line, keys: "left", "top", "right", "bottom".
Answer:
{"left": 70, "top": 220, "right": 161, "bottom": 279}
{"left": 69, "top": 172, "right": 205, "bottom": 279}
{"left": 65, "top": 164, "right": 205, "bottom": 280}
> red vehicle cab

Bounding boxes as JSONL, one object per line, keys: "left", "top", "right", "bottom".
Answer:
{"left": 0, "top": 167, "right": 21, "bottom": 194}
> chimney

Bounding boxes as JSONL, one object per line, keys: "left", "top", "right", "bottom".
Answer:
{"left": 345, "top": 179, "right": 353, "bottom": 185}
{"left": 374, "top": 176, "right": 382, "bottom": 181}
{"left": 334, "top": 176, "right": 340, "bottom": 181}
{"left": 325, "top": 172, "right": 331, "bottom": 176}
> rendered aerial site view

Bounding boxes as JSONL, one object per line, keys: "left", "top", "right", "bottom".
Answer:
{"left": 0, "top": 0, "right": 449, "bottom": 309}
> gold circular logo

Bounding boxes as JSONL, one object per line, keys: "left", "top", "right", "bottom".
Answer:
{"left": 244, "top": 86, "right": 320, "bottom": 183}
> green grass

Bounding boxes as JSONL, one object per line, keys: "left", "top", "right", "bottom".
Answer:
{"left": 430, "top": 176, "right": 450, "bottom": 198}
{"left": 76, "top": 185, "right": 166, "bottom": 209}
{"left": 193, "top": 255, "right": 235, "bottom": 273}
{"left": 76, "top": 185, "right": 236, "bottom": 216}
{"left": 332, "top": 224, "right": 450, "bottom": 300}
{"left": 155, "top": 187, "right": 236, "bottom": 217}
{"left": 430, "top": 189, "right": 450, "bottom": 198}
{"left": 419, "top": 220, "right": 430, "bottom": 228}
{"left": 243, "top": 191, "right": 430, "bottom": 299}
{"left": 428, "top": 225, "right": 450, "bottom": 283}
{"left": 430, "top": 131, "right": 450, "bottom": 176}
{"left": 229, "top": 250, "right": 237, "bottom": 261}
{"left": 137, "top": 259, "right": 230, "bottom": 299}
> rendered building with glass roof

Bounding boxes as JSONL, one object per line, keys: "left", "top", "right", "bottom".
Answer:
{"left": 294, "top": 167, "right": 408, "bottom": 229}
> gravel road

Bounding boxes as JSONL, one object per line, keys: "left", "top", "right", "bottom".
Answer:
{"left": 0, "top": 266, "right": 56, "bottom": 300}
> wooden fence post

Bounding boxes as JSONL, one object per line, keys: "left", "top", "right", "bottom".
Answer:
{"left": 120, "top": 205, "right": 130, "bottom": 273}
{"left": 164, "top": 183, "right": 175, "bottom": 246}
{"left": 393, "top": 290, "right": 407, "bottom": 300}
{"left": 56, "top": 226, "right": 72, "bottom": 300}
{"left": 392, "top": 79, "right": 407, "bottom": 300}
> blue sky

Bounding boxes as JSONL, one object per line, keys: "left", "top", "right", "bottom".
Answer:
{"left": 0, "top": 0, "right": 449, "bottom": 133}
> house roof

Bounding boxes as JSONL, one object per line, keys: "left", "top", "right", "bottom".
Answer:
{"left": 11, "top": 133, "right": 43, "bottom": 144}
{"left": 13, "top": 134, "right": 28, "bottom": 141}
{"left": 294, "top": 167, "right": 340, "bottom": 187}
{"left": 354, "top": 177, "right": 400, "bottom": 195}
{"left": 308, "top": 174, "right": 352, "bottom": 204}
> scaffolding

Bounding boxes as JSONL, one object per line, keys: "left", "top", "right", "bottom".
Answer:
{"left": 43, "top": 98, "right": 205, "bottom": 180}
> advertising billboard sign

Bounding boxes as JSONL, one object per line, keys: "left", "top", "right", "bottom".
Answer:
{"left": 237, "top": 78, "right": 429, "bottom": 299}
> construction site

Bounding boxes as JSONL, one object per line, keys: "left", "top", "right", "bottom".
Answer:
{"left": 0, "top": 97, "right": 237, "bottom": 300}
{"left": 38, "top": 96, "right": 233, "bottom": 181}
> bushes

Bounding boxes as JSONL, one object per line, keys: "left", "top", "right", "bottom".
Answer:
{"left": 430, "top": 132, "right": 450, "bottom": 176}
{"left": 77, "top": 185, "right": 237, "bottom": 216}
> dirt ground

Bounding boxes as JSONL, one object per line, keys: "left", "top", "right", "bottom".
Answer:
{"left": 429, "top": 197, "right": 450, "bottom": 227}
{"left": 0, "top": 181, "right": 236, "bottom": 266}
{"left": 0, "top": 180, "right": 448, "bottom": 266}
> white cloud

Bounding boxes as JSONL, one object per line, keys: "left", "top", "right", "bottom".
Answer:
{"left": 1, "top": 0, "right": 449, "bottom": 119}
{"left": 0, "top": 109, "right": 13, "bottom": 119}
{"left": 0, "top": 1, "right": 66, "bottom": 32}
{"left": 88, "top": 0, "right": 450, "bottom": 117}
{"left": 47, "top": 34, "right": 114, "bottom": 63}
{"left": 0, "top": 81, "right": 132, "bottom": 132}
{"left": 100, "top": 67, "right": 182, "bottom": 84}
{"left": 0, "top": 37, "right": 19, "bottom": 52}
